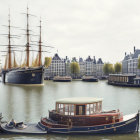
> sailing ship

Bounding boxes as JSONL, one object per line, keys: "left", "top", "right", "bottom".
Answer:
{"left": 1, "top": 8, "right": 45, "bottom": 85}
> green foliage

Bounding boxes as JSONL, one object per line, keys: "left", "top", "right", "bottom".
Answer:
{"left": 44, "top": 57, "right": 52, "bottom": 68}
{"left": 70, "top": 62, "right": 80, "bottom": 74}
{"left": 103, "top": 63, "right": 114, "bottom": 75}
{"left": 71, "top": 57, "right": 77, "bottom": 62}
{"left": 114, "top": 62, "right": 122, "bottom": 73}
{"left": 138, "top": 57, "right": 140, "bottom": 69}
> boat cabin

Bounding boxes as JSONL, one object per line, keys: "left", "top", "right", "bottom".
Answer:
{"left": 42, "top": 97, "right": 123, "bottom": 127}
{"left": 55, "top": 97, "right": 103, "bottom": 116}
{"left": 134, "top": 77, "right": 140, "bottom": 85}
{"left": 108, "top": 74, "right": 136, "bottom": 84}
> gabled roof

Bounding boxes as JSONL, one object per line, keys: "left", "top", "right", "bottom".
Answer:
{"left": 86, "top": 56, "right": 92, "bottom": 62}
{"left": 123, "top": 54, "right": 130, "bottom": 61}
{"left": 97, "top": 58, "right": 103, "bottom": 64}
{"left": 133, "top": 49, "right": 140, "bottom": 59}
{"left": 79, "top": 57, "right": 84, "bottom": 62}
{"left": 72, "top": 57, "right": 77, "bottom": 62}
{"left": 52, "top": 53, "right": 61, "bottom": 60}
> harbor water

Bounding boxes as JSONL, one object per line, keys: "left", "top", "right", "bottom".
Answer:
{"left": 0, "top": 80, "right": 140, "bottom": 139}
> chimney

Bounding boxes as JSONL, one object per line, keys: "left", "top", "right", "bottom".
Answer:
{"left": 125, "top": 52, "right": 126, "bottom": 56}
{"left": 134, "top": 46, "right": 136, "bottom": 53}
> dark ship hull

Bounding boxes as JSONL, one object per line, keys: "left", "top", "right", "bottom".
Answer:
{"left": 82, "top": 78, "right": 98, "bottom": 82}
{"left": 39, "top": 112, "right": 139, "bottom": 134}
{"left": 2, "top": 66, "right": 44, "bottom": 85}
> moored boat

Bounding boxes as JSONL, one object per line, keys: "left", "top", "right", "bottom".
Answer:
{"left": 53, "top": 76, "right": 72, "bottom": 82}
{"left": 108, "top": 74, "right": 140, "bottom": 87}
{"left": 82, "top": 76, "right": 98, "bottom": 82}
{"left": 39, "top": 97, "right": 139, "bottom": 134}
{"left": 1, "top": 8, "right": 46, "bottom": 85}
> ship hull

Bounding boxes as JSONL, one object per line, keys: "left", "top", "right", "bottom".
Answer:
{"left": 53, "top": 79, "right": 72, "bottom": 82}
{"left": 82, "top": 78, "right": 98, "bottom": 82}
{"left": 2, "top": 66, "right": 44, "bottom": 85}
{"left": 39, "top": 112, "right": 139, "bottom": 134}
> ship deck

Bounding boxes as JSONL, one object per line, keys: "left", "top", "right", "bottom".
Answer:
{"left": 1, "top": 123, "right": 47, "bottom": 134}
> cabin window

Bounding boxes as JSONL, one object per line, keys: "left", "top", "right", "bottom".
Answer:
{"left": 97, "top": 102, "right": 101, "bottom": 112}
{"left": 58, "top": 104, "right": 63, "bottom": 113}
{"left": 86, "top": 104, "right": 98, "bottom": 115}
{"left": 70, "top": 104, "right": 74, "bottom": 115}
{"left": 58, "top": 104, "right": 74, "bottom": 116}
{"left": 86, "top": 104, "right": 89, "bottom": 115}
{"left": 64, "top": 104, "right": 69, "bottom": 115}
{"left": 94, "top": 103, "right": 97, "bottom": 112}
{"left": 76, "top": 105, "right": 86, "bottom": 115}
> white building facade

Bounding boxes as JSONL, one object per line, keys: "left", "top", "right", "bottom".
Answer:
{"left": 45, "top": 54, "right": 104, "bottom": 78}
{"left": 45, "top": 53, "right": 66, "bottom": 78}
{"left": 122, "top": 47, "right": 140, "bottom": 76}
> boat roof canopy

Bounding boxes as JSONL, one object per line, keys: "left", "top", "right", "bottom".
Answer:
{"left": 56, "top": 97, "right": 103, "bottom": 104}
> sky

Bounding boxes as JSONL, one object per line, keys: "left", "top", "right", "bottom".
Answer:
{"left": 0, "top": 0, "right": 140, "bottom": 65}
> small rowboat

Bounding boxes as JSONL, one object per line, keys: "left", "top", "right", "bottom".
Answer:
{"left": 0, "top": 119, "right": 47, "bottom": 135}
{"left": 38, "top": 97, "right": 139, "bottom": 134}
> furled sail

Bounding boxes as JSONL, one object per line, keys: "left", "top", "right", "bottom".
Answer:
{"left": 13, "top": 52, "right": 18, "bottom": 68}
{"left": 32, "top": 54, "right": 39, "bottom": 67}
{"left": 4, "top": 54, "right": 8, "bottom": 70}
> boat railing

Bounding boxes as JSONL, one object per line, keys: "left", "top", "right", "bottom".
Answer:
{"left": 50, "top": 109, "right": 121, "bottom": 117}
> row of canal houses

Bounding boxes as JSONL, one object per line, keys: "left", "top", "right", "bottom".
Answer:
{"left": 45, "top": 53, "right": 104, "bottom": 79}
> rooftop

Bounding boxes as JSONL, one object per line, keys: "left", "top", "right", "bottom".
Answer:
{"left": 56, "top": 97, "right": 103, "bottom": 104}
{"left": 97, "top": 58, "right": 103, "bottom": 64}
{"left": 52, "top": 53, "right": 61, "bottom": 60}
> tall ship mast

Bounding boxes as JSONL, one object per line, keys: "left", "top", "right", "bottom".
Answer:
{"left": 38, "top": 19, "right": 42, "bottom": 66}
{"left": 26, "top": 7, "right": 30, "bottom": 67}
{"left": 7, "top": 13, "right": 12, "bottom": 69}
{"left": 1, "top": 8, "right": 45, "bottom": 85}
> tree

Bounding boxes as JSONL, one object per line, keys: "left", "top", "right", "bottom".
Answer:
{"left": 103, "top": 63, "right": 114, "bottom": 75}
{"left": 138, "top": 57, "right": 140, "bottom": 69}
{"left": 70, "top": 62, "right": 80, "bottom": 78}
{"left": 114, "top": 62, "right": 122, "bottom": 73}
{"left": 109, "top": 64, "right": 114, "bottom": 74}
{"left": 44, "top": 57, "right": 52, "bottom": 68}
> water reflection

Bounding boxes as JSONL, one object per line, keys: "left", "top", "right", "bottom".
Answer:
{"left": 0, "top": 133, "right": 139, "bottom": 140}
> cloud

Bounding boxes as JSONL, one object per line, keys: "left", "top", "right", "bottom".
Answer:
{"left": 1, "top": 0, "right": 140, "bottom": 65}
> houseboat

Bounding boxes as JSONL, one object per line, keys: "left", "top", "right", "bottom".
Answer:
{"left": 53, "top": 76, "right": 72, "bottom": 82}
{"left": 82, "top": 76, "right": 98, "bottom": 82}
{"left": 108, "top": 74, "right": 140, "bottom": 87}
{"left": 39, "top": 97, "right": 139, "bottom": 134}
